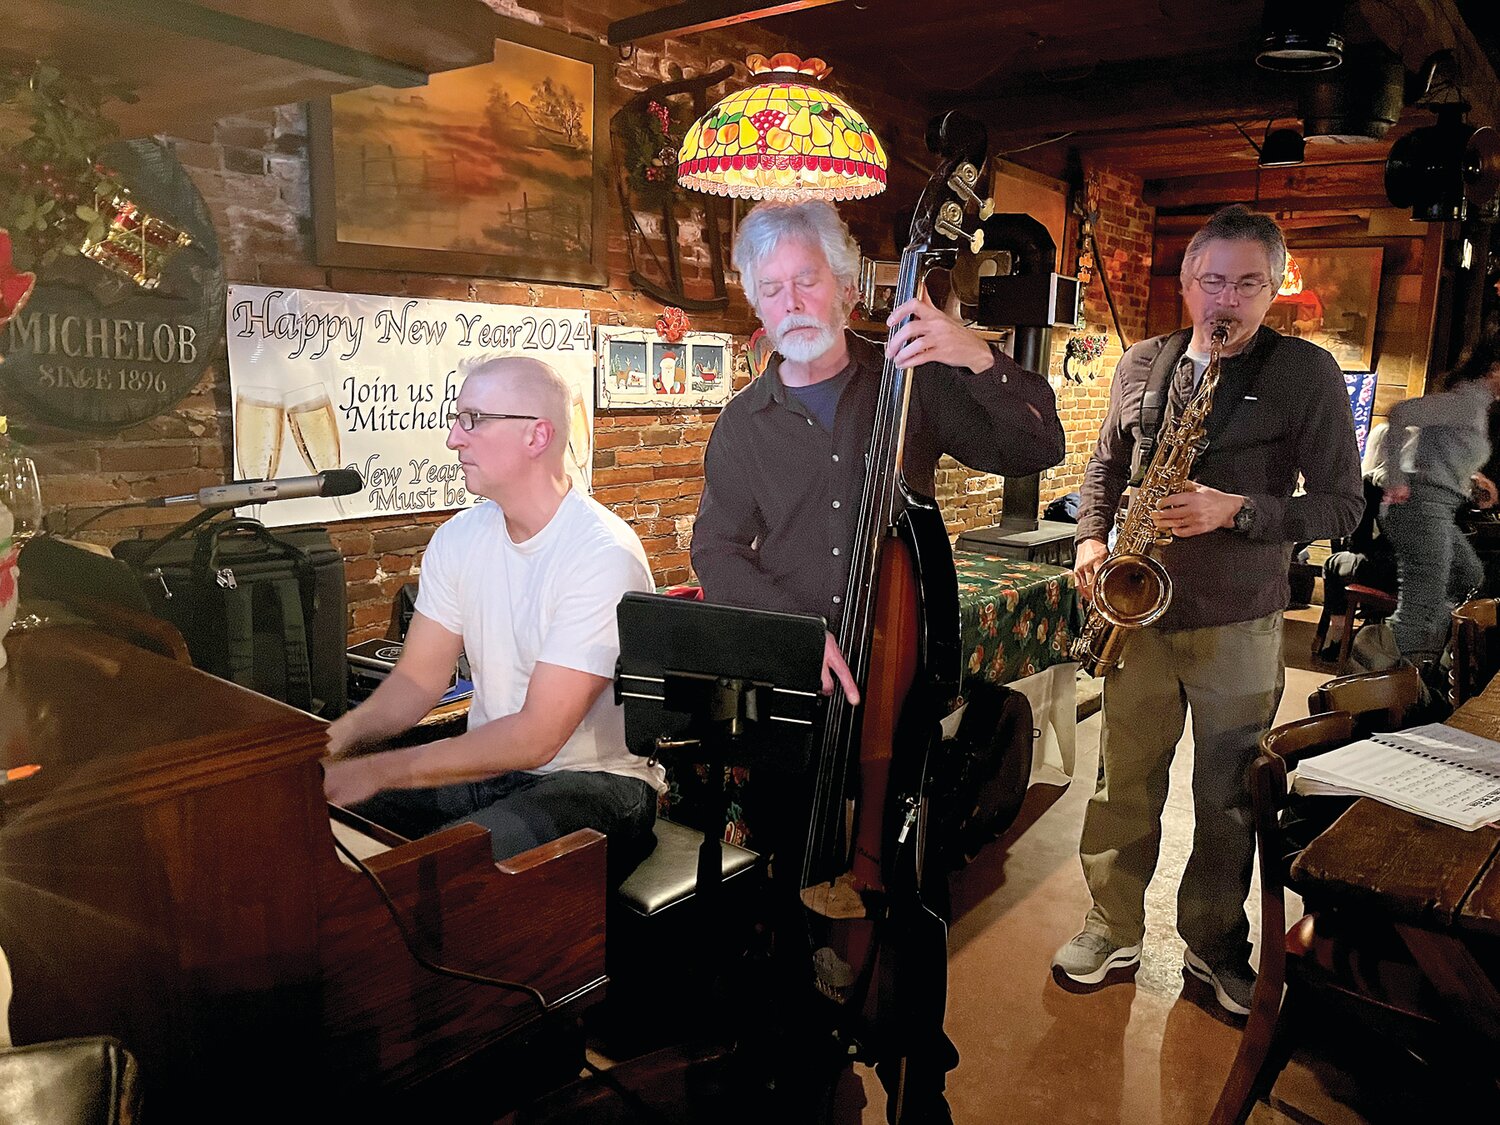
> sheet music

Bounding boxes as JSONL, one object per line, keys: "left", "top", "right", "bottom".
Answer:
{"left": 1293, "top": 723, "right": 1500, "bottom": 831}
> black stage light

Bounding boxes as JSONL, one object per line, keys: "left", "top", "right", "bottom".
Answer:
{"left": 1385, "top": 106, "right": 1500, "bottom": 222}
{"left": 1257, "top": 0, "right": 1344, "bottom": 72}
{"left": 1259, "top": 128, "right": 1306, "bottom": 167}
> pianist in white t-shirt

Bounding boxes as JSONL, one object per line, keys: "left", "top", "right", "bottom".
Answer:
{"left": 323, "top": 357, "right": 664, "bottom": 881}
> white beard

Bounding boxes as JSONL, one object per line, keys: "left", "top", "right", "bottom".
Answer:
{"left": 771, "top": 313, "right": 843, "bottom": 363}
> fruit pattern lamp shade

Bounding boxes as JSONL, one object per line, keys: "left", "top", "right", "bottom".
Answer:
{"left": 677, "top": 54, "right": 888, "bottom": 202}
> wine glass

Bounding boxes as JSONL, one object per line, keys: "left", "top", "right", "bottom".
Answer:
{"left": 0, "top": 452, "right": 44, "bottom": 545}
{"left": 284, "top": 383, "right": 347, "bottom": 515}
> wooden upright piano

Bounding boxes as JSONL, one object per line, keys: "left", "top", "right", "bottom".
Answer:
{"left": 0, "top": 625, "right": 607, "bottom": 1121}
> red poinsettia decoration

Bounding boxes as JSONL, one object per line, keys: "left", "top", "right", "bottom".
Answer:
{"left": 0, "top": 546, "right": 18, "bottom": 607}
{"left": 0, "top": 228, "right": 37, "bottom": 336}
{"left": 655, "top": 306, "right": 690, "bottom": 343}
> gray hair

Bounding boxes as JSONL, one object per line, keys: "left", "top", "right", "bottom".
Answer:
{"left": 461, "top": 355, "right": 571, "bottom": 448}
{"left": 733, "top": 201, "right": 861, "bottom": 311}
{"left": 1179, "top": 205, "right": 1288, "bottom": 289}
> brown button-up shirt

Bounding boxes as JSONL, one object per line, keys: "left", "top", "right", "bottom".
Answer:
{"left": 692, "top": 332, "right": 1065, "bottom": 628}
{"left": 1078, "top": 326, "right": 1363, "bottom": 630}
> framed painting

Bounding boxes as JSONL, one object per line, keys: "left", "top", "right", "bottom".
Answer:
{"left": 1266, "top": 247, "right": 1383, "bottom": 371}
{"left": 597, "top": 326, "right": 735, "bottom": 409}
{"left": 309, "top": 16, "right": 610, "bottom": 286}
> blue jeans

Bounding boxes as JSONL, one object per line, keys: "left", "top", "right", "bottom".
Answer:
{"left": 1382, "top": 496, "right": 1484, "bottom": 662}
{"left": 351, "top": 768, "right": 657, "bottom": 883}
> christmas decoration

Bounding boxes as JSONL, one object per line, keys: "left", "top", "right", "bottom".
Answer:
{"left": 80, "top": 190, "right": 194, "bottom": 289}
{"left": 655, "top": 305, "right": 690, "bottom": 343}
{"left": 620, "top": 98, "right": 684, "bottom": 205}
{"left": 0, "top": 61, "right": 130, "bottom": 270}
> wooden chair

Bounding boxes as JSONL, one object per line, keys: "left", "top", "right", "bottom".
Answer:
{"left": 1306, "top": 664, "right": 1422, "bottom": 736}
{"left": 1321, "top": 583, "right": 1397, "bottom": 672}
{"left": 1209, "top": 712, "right": 1451, "bottom": 1124}
{"left": 1449, "top": 597, "right": 1500, "bottom": 708}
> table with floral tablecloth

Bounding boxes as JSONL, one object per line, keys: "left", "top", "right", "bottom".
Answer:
{"left": 953, "top": 551, "right": 1080, "bottom": 693}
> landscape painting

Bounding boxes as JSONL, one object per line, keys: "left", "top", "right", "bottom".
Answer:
{"left": 1266, "top": 247, "right": 1383, "bottom": 371}
{"left": 310, "top": 21, "right": 609, "bottom": 286}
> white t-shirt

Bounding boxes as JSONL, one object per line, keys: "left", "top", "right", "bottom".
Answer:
{"left": 415, "top": 489, "right": 665, "bottom": 792}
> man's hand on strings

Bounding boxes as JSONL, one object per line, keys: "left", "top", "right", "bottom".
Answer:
{"left": 822, "top": 631, "right": 861, "bottom": 706}
{"left": 885, "top": 293, "right": 994, "bottom": 374}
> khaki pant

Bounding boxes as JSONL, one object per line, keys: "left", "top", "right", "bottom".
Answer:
{"left": 1079, "top": 612, "right": 1285, "bottom": 967}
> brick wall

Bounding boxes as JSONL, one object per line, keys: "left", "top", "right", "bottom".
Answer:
{"left": 1042, "top": 165, "right": 1155, "bottom": 503}
{"left": 8, "top": 1, "right": 1143, "bottom": 643}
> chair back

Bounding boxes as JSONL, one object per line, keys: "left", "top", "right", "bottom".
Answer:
{"left": 1449, "top": 598, "right": 1500, "bottom": 708}
{"left": 1306, "top": 665, "right": 1422, "bottom": 736}
{"left": 1251, "top": 711, "right": 1358, "bottom": 942}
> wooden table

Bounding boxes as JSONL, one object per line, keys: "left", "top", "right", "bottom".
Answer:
{"left": 1291, "top": 676, "right": 1500, "bottom": 1041}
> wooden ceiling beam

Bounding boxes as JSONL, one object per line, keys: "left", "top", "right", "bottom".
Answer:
{"left": 54, "top": 0, "right": 428, "bottom": 89}
{"left": 1144, "top": 161, "right": 1391, "bottom": 212}
{"left": 1356, "top": 0, "right": 1499, "bottom": 128}
{"left": 949, "top": 56, "right": 1298, "bottom": 141}
{"left": 608, "top": 0, "right": 850, "bottom": 46}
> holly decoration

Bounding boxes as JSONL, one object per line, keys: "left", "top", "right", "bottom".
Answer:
{"left": 620, "top": 98, "right": 683, "bottom": 204}
{"left": 656, "top": 306, "right": 690, "bottom": 343}
{"left": 0, "top": 61, "right": 132, "bottom": 270}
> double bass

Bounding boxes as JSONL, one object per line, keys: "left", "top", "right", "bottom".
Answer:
{"left": 797, "top": 113, "right": 992, "bottom": 1093}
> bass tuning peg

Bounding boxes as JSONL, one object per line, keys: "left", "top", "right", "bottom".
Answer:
{"left": 933, "top": 202, "right": 984, "bottom": 253}
{"left": 947, "top": 162, "right": 995, "bottom": 220}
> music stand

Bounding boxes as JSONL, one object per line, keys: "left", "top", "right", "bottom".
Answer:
{"left": 614, "top": 591, "right": 826, "bottom": 926}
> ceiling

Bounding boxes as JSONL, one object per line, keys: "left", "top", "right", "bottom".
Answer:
{"left": 621, "top": 0, "right": 1500, "bottom": 188}
{"left": 6, "top": 0, "right": 511, "bottom": 139}
{"left": 8, "top": 1, "right": 1498, "bottom": 197}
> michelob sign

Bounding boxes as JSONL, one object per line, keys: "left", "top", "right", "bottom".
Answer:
{"left": 0, "top": 140, "right": 223, "bottom": 431}
{"left": 224, "top": 285, "right": 595, "bottom": 527}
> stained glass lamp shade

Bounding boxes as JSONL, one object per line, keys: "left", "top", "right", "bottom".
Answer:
{"left": 677, "top": 54, "right": 888, "bottom": 202}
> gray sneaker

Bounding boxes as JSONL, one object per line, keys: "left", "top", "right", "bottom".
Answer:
{"left": 1051, "top": 931, "right": 1141, "bottom": 985}
{"left": 1183, "top": 948, "right": 1256, "bottom": 1016}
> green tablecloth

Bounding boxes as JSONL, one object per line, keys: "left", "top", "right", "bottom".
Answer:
{"left": 954, "top": 551, "right": 1081, "bottom": 694}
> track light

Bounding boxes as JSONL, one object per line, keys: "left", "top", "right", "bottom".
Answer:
{"left": 1385, "top": 106, "right": 1500, "bottom": 222}
{"left": 1257, "top": 0, "right": 1343, "bottom": 73}
{"left": 1259, "top": 128, "right": 1305, "bottom": 167}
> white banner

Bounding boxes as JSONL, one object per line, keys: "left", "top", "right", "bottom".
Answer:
{"left": 224, "top": 286, "right": 594, "bottom": 527}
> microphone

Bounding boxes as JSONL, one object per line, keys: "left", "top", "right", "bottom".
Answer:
{"left": 150, "top": 468, "right": 364, "bottom": 509}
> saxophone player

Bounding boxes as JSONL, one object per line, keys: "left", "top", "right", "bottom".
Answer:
{"left": 1052, "top": 206, "right": 1362, "bottom": 1015}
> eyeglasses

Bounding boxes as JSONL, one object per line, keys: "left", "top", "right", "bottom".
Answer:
{"left": 1193, "top": 275, "right": 1272, "bottom": 298}
{"left": 446, "top": 410, "right": 538, "bottom": 431}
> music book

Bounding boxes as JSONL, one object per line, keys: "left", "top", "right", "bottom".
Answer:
{"left": 1292, "top": 722, "right": 1500, "bottom": 831}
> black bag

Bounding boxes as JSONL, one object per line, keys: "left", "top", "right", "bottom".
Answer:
{"left": 927, "top": 683, "right": 1035, "bottom": 873}
{"left": 114, "top": 518, "right": 347, "bottom": 718}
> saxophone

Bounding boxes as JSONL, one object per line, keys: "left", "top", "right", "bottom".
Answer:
{"left": 1072, "top": 320, "right": 1232, "bottom": 677}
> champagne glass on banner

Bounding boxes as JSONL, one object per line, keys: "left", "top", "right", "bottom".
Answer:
{"left": 566, "top": 385, "right": 592, "bottom": 493}
{"left": 284, "top": 382, "right": 348, "bottom": 516}
{"left": 233, "top": 385, "right": 285, "bottom": 521}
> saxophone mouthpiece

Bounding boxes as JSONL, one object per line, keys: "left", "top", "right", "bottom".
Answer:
{"left": 1211, "top": 320, "right": 1232, "bottom": 344}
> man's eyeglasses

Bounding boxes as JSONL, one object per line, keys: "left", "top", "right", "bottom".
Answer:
{"left": 1193, "top": 275, "right": 1272, "bottom": 298}
{"left": 446, "top": 410, "right": 539, "bottom": 431}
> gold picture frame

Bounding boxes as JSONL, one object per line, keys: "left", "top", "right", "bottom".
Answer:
{"left": 309, "top": 15, "right": 610, "bottom": 286}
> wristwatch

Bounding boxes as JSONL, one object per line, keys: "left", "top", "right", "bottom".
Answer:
{"left": 1231, "top": 496, "right": 1257, "bottom": 534}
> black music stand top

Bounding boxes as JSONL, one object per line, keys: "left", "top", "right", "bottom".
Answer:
{"left": 614, "top": 592, "right": 826, "bottom": 773}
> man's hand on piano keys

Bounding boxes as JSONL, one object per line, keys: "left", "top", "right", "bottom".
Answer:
{"left": 323, "top": 751, "right": 404, "bottom": 807}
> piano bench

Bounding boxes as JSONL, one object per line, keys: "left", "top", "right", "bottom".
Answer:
{"left": 615, "top": 817, "right": 759, "bottom": 918}
{"left": 601, "top": 818, "right": 762, "bottom": 1054}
